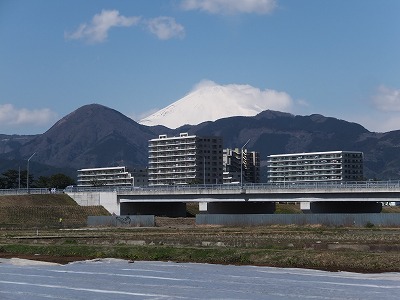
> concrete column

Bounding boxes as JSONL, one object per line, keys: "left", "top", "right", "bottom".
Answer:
{"left": 300, "top": 202, "right": 311, "bottom": 213}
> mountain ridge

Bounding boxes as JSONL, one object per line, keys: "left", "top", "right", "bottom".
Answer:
{"left": 1, "top": 104, "right": 400, "bottom": 180}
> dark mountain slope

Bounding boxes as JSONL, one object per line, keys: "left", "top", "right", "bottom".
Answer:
{"left": 0, "top": 134, "right": 37, "bottom": 155}
{"left": 188, "top": 110, "right": 369, "bottom": 154}
{"left": 352, "top": 130, "right": 400, "bottom": 179}
{"left": 3, "top": 104, "right": 162, "bottom": 170}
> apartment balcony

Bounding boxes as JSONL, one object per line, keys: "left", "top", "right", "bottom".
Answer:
{"left": 148, "top": 154, "right": 196, "bottom": 160}
{"left": 148, "top": 145, "right": 196, "bottom": 152}
{"left": 148, "top": 167, "right": 200, "bottom": 174}
{"left": 148, "top": 158, "right": 197, "bottom": 164}
{"left": 148, "top": 163, "right": 197, "bottom": 170}
{"left": 149, "top": 174, "right": 196, "bottom": 181}
{"left": 149, "top": 151, "right": 197, "bottom": 157}
{"left": 267, "top": 155, "right": 342, "bottom": 164}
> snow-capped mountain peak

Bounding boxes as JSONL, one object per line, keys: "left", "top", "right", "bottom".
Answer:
{"left": 139, "top": 80, "right": 293, "bottom": 128}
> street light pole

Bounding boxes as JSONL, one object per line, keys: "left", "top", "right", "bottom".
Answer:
{"left": 240, "top": 139, "right": 250, "bottom": 188}
{"left": 27, "top": 152, "right": 36, "bottom": 192}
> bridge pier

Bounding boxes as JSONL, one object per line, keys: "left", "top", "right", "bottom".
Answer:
{"left": 301, "top": 201, "right": 382, "bottom": 213}
{"left": 199, "top": 201, "right": 276, "bottom": 214}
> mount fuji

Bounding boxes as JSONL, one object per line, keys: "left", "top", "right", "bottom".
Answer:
{"left": 139, "top": 80, "right": 293, "bottom": 128}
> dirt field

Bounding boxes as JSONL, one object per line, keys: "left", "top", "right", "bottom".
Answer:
{"left": 1, "top": 220, "right": 400, "bottom": 273}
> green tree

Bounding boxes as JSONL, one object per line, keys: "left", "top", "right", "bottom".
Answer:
{"left": 35, "top": 176, "right": 50, "bottom": 188}
{"left": 48, "top": 173, "right": 75, "bottom": 189}
{"left": 0, "top": 177, "right": 6, "bottom": 189}
{"left": 1, "top": 169, "right": 30, "bottom": 189}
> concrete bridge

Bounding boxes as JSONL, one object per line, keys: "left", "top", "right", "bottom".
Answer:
{"left": 65, "top": 181, "right": 400, "bottom": 216}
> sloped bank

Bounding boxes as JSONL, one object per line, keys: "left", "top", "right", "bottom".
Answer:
{"left": 0, "top": 194, "right": 110, "bottom": 228}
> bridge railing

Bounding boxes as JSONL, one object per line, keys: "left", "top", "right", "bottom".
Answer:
{"left": 129, "top": 181, "right": 400, "bottom": 193}
{"left": 124, "top": 180, "right": 399, "bottom": 194}
{"left": 244, "top": 181, "right": 400, "bottom": 190}
{"left": 0, "top": 188, "right": 58, "bottom": 195}
{"left": 3, "top": 180, "right": 400, "bottom": 196}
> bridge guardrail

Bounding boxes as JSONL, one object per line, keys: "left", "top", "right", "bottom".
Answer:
{"left": 58, "top": 180, "right": 400, "bottom": 195}
{"left": 0, "top": 188, "right": 61, "bottom": 195}
{"left": 2, "top": 181, "right": 399, "bottom": 196}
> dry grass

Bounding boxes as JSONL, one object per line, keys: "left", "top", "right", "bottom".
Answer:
{"left": 0, "top": 194, "right": 77, "bottom": 206}
{"left": 382, "top": 206, "right": 400, "bottom": 213}
{"left": 0, "top": 194, "right": 109, "bottom": 228}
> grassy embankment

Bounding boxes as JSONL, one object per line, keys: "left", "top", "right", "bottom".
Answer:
{"left": 1, "top": 194, "right": 400, "bottom": 273}
{"left": 0, "top": 194, "right": 109, "bottom": 228}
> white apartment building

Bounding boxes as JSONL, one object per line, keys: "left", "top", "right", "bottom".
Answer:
{"left": 267, "top": 151, "right": 364, "bottom": 183}
{"left": 77, "top": 166, "right": 134, "bottom": 187}
{"left": 148, "top": 133, "right": 223, "bottom": 185}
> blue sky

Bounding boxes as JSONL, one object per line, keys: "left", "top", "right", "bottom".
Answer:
{"left": 1, "top": 0, "right": 399, "bottom": 134}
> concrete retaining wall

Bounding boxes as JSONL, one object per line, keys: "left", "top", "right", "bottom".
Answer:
{"left": 67, "top": 192, "right": 119, "bottom": 215}
{"left": 196, "top": 213, "right": 400, "bottom": 227}
{"left": 87, "top": 215, "right": 155, "bottom": 227}
{"left": 304, "top": 201, "right": 382, "bottom": 213}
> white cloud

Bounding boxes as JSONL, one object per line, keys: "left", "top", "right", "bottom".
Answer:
{"left": 146, "top": 17, "right": 185, "bottom": 40}
{"left": 296, "top": 99, "right": 310, "bottom": 107}
{"left": 0, "top": 104, "right": 58, "bottom": 126}
{"left": 350, "top": 113, "right": 400, "bottom": 133}
{"left": 191, "top": 79, "right": 293, "bottom": 112}
{"left": 180, "top": 0, "right": 278, "bottom": 15}
{"left": 190, "top": 79, "right": 217, "bottom": 91}
{"left": 65, "top": 10, "right": 140, "bottom": 43}
{"left": 66, "top": 10, "right": 185, "bottom": 43}
{"left": 343, "top": 85, "right": 400, "bottom": 132}
{"left": 372, "top": 85, "right": 400, "bottom": 112}
{"left": 374, "top": 116, "right": 400, "bottom": 132}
